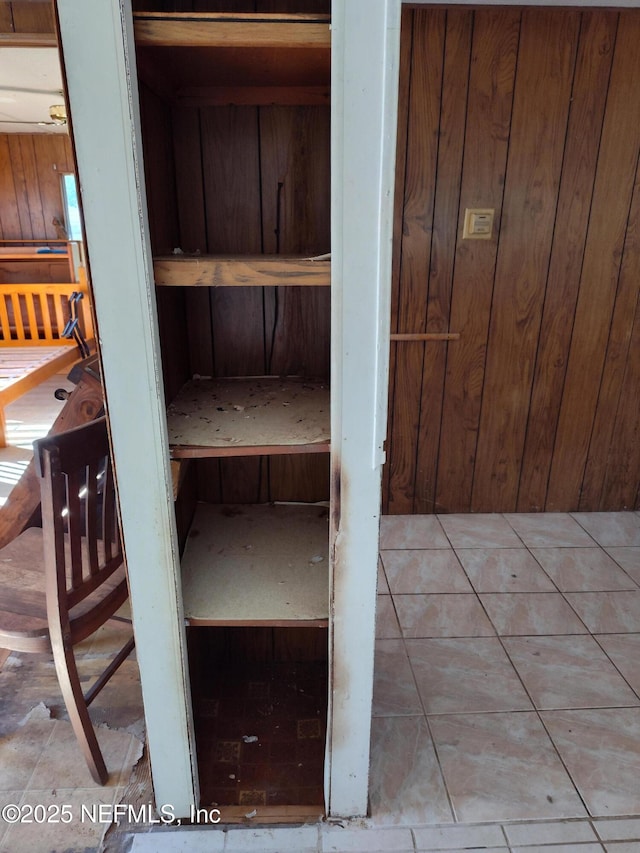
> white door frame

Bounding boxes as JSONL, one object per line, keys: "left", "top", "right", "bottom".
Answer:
{"left": 56, "top": 0, "right": 401, "bottom": 819}
{"left": 56, "top": 0, "right": 197, "bottom": 814}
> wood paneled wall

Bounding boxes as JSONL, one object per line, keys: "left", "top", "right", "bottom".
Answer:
{"left": 0, "top": 133, "right": 74, "bottom": 283}
{"left": 385, "top": 7, "right": 640, "bottom": 515}
{"left": 0, "top": 134, "right": 73, "bottom": 241}
{"left": 0, "top": 2, "right": 54, "bottom": 33}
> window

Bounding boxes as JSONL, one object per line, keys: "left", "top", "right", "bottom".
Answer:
{"left": 61, "top": 172, "right": 83, "bottom": 241}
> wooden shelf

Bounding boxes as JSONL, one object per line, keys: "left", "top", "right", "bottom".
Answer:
{"left": 134, "top": 12, "right": 330, "bottom": 104}
{"left": 154, "top": 255, "right": 330, "bottom": 287}
{"left": 134, "top": 12, "right": 331, "bottom": 50}
{"left": 180, "top": 502, "right": 329, "bottom": 626}
{"left": 167, "top": 376, "right": 330, "bottom": 458}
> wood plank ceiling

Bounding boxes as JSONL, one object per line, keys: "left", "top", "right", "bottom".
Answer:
{"left": 384, "top": 7, "right": 640, "bottom": 515}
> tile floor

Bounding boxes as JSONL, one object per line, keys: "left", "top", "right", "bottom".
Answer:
{"left": 3, "top": 378, "right": 640, "bottom": 851}
{"left": 124, "top": 510, "right": 640, "bottom": 851}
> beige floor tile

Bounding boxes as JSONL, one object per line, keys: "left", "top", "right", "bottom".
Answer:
{"left": 429, "top": 712, "right": 586, "bottom": 822}
{"left": 457, "top": 548, "right": 557, "bottom": 593}
{"left": 379, "top": 515, "right": 449, "bottom": 549}
{"left": 0, "top": 708, "right": 54, "bottom": 791}
{"left": 131, "top": 829, "right": 226, "bottom": 852}
{"left": 502, "top": 635, "right": 639, "bottom": 709}
{"left": 413, "top": 824, "right": 506, "bottom": 849}
{"left": 394, "top": 594, "right": 495, "bottom": 638}
{"left": 595, "top": 634, "right": 640, "bottom": 695}
{"left": 542, "top": 708, "right": 640, "bottom": 817}
{"left": 530, "top": 548, "right": 636, "bottom": 592}
{"left": 502, "top": 819, "right": 598, "bottom": 845}
{"left": 373, "top": 640, "right": 423, "bottom": 717}
{"left": 507, "top": 846, "right": 603, "bottom": 852}
{"left": 437, "top": 515, "right": 522, "bottom": 548}
{"left": 572, "top": 513, "right": 640, "bottom": 548}
{"left": 225, "top": 826, "right": 317, "bottom": 851}
{"left": 504, "top": 514, "right": 596, "bottom": 548}
{"left": 376, "top": 595, "right": 402, "bottom": 638}
{"left": 368, "top": 716, "right": 453, "bottom": 825}
{"left": 430, "top": 711, "right": 586, "bottom": 822}
{"left": 479, "top": 593, "right": 588, "bottom": 635}
{"left": 407, "top": 637, "right": 532, "bottom": 714}
{"left": 322, "top": 826, "right": 415, "bottom": 850}
{"left": 592, "top": 817, "right": 640, "bottom": 840}
{"left": 564, "top": 591, "right": 640, "bottom": 633}
{"left": 0, "top": 791, "right": 25, "bottom": 848}
{"left": 381, "top": 550, "right": 473, "bottom": 594}
{"left": 28, "top": 720, "right": 137, "bottom": 790}
{"left": 0, "top": 786, "right": 117, "bottom": 853}
{"left": 606, "top": 547, "right": 640, "bottom": 585}
{"left": 378, "top": 557, "right": 390, "bottom": 594}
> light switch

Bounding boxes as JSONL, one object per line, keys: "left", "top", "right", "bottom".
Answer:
{"left": 463, "top": 208, "right": 495, "bottom": 240}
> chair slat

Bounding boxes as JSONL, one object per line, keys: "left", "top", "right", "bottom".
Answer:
{"left": 85, "top": 458, "right": 100, "bottom": 576}
{"left": 24, "top": 292, "right": 40, "bottom": 341}
{"left": 102, "top": 462, "right": 116, "bottom": 563}
{"left": 66, "top": 467, "right": 85, "bottom": 590}
{"left": 38, "top": 292, "right": 55, "bottom": 341}
{"left": 53, "top": 290, "right": 67, "bottom": 337}
{"left": 0, "top": 294, "right": 12, "bottom": 340}
{"left": 10, "top": 293, "right": 25, "bottom": 339}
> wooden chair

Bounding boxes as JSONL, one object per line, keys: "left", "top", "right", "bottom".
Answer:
{"left": 0, "top": 417, "right": 134, "bottom": 784}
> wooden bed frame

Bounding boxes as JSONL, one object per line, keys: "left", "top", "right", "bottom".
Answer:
{"left": 0, "top": 268, "right": 94, "bottom": 447}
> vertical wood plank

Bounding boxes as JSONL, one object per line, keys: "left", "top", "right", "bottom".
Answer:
{"left": 32, "top": 136, "right": 67, "bottom": 241}
{"left": 9, "top": 1, "right": 54, "bottom": 33}
{"left": 580, "top": 157, "right": 640, "bottom": 509}
{"left": 382, "top": 6, "right": 413, "bottom": 513}
{"left": 172, "top": 104, "right": 213, "bottom": 377}
{"left": 6, "top": 136, "right": 32, "bottom": 238}
{"left": 0, "top": 135, "right": 20, "bottom": 238}
{"left": 260, "top": 105, "right": 330, "bottom": 377}
{"left": 0, "top": 4, "right": 14, "bottom": 32}
{"left": 517, "top": 10, "right": 617, "bottom": 512}
{"left": 137, "top": 87, "right": 178, "bottom": 254}
{"left": 200, "top": 105, "right": 264, "bottom": 503}
{"left": 138, "top": 83, "right": 186, "bottom": 405}
{"left": 202, "top": 106, "right": 264, "bottom": 377}
{"left": 414, "top": 9, "right": 472, "bottom": 514}
{"left": 435, "top": 9, "right": 520, "bottom": 513}
{"left": 600, "top": 288, "right": 640, "bottom": 510}
{"left": 471, "top": 9, "right": 579, "bottom": 512}
{"left": 260, "top": 105, "right": 330, "bottom": 502}
{"left": 386, "top": 7, "right": 445, "bottom": 513}
{"left": 547, "top": 11, "right": 640, "bottom": 511}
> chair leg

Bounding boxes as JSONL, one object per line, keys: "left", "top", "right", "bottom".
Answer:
{"left": 50, "top": 635, "right": 108, "bottom": 785}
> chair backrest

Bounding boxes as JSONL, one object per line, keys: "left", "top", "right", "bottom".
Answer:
{"left": 34, "top": 417, "right": 123, "bottom": 625}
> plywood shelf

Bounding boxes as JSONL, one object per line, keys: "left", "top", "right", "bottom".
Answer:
{"left": 134, "top": 12, "right": 330, "bottom": 104}
{"left": 181, "top": 502, "right": 329, "bottom": 626}
{"left": 154, "top": 255, "right": 330, "bottom": 287}
{"left": 167, "top": 376, "right": 330, "bottom": 458}
{"left": 134, "top": 12, "right": 331, "bottom": 50}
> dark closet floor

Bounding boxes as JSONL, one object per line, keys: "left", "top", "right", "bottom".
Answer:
{"left": 193, "top": 660, "right": 327, "bottom": 808}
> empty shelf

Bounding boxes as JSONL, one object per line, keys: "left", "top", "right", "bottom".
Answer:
{"left": 154, "top": 255, "right": 330, "bottom": 287}
{"left": 180, "top": 502, "right": 329, "bottom": 626}
{"left": 167, "top": 376, "right": 330, "bottom": 458}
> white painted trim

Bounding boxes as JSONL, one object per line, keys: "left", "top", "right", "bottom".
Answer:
{"left": 328, "top": 0, "right": 401, "bottom": 817}
{"left": 56, "top": 0, "right": 196, "bottom": 815}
